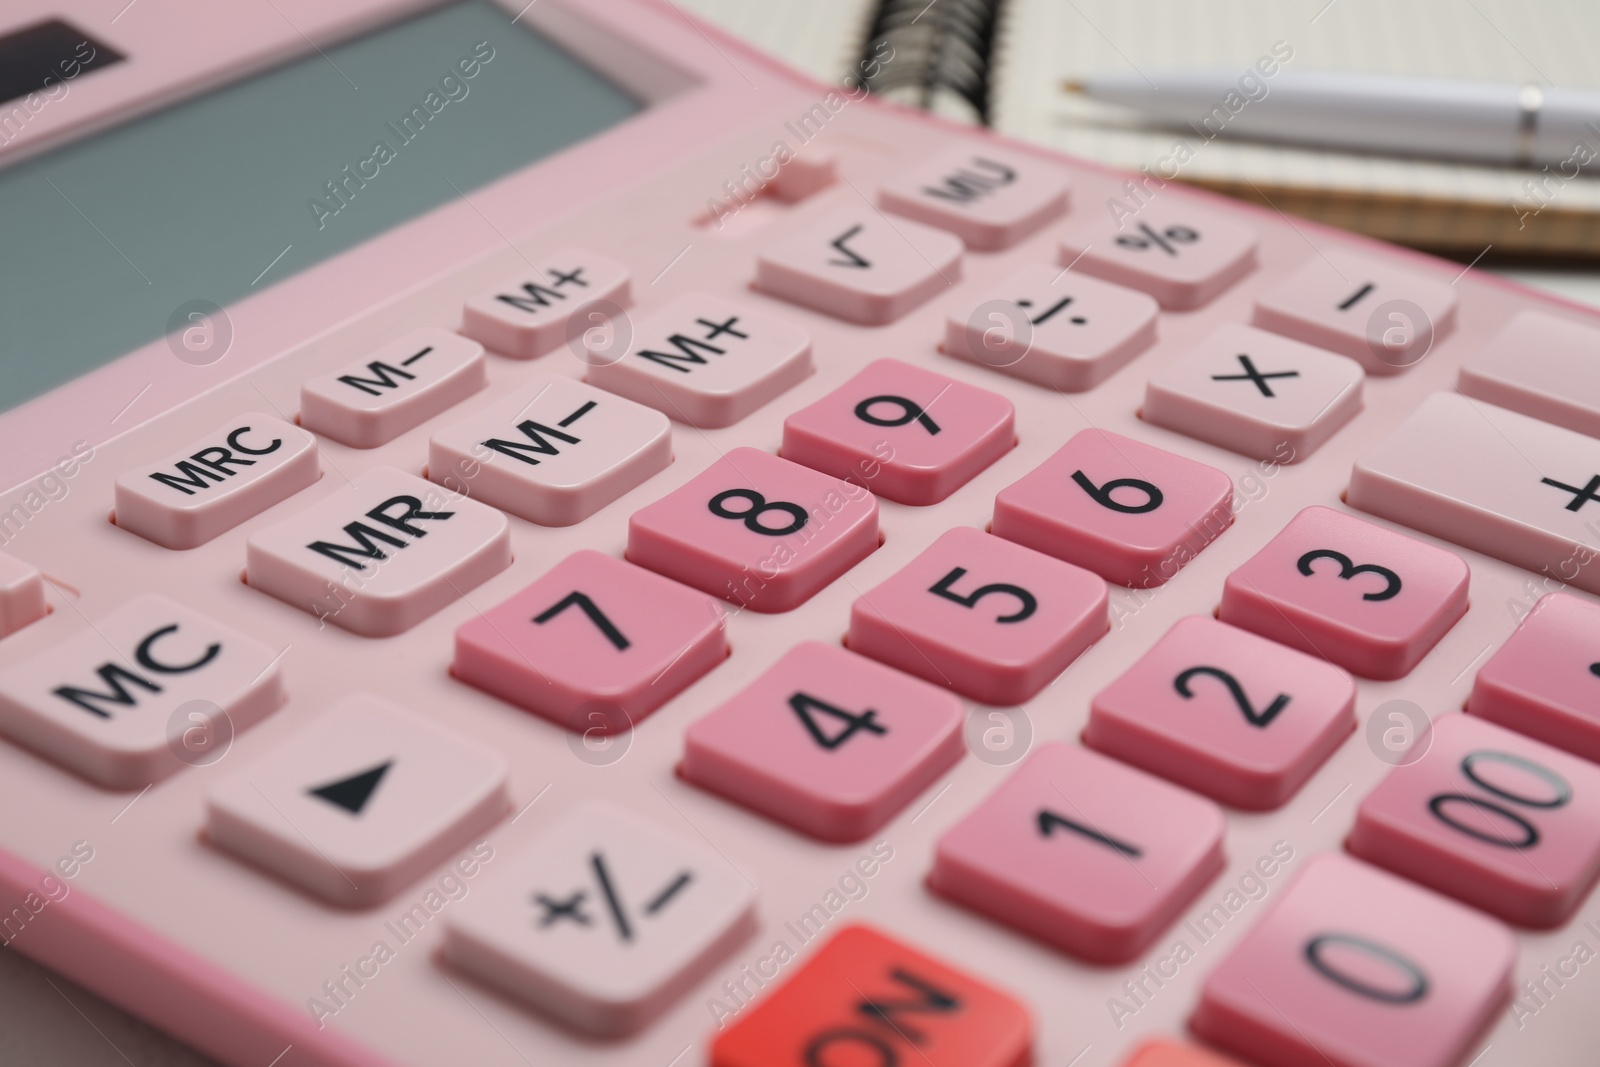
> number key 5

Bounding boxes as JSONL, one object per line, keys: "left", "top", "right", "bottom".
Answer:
{"left": 1220, "top": 506, "right": 1468, "bottom": 679}
{"left": 848, "top": 526, "right": 1107, "bottom": 704}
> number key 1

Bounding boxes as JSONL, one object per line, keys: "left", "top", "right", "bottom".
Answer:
{"left": 1219, "top": 505, "right": 1468, "bottom": 679}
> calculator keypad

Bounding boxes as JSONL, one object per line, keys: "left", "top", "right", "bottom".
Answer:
{"left": 427, "top": 373, "right": 671, "bottom": 526}
{"left": 114, "top": 413, "right": 320, "bottom": 550}
{"left": 245, "top": 466, "right": 512, "bottom": 636}
{"left": 879, "top": 143, "right": 1072, "bottom": 251}
{"left": 1059, "top": 206, "right": 1258, "bottom": 309}
{"left": 756, "top": 205, "right": 963, "bottom": 324}
{"left": 585, "top": 291, "right": 812, "bottom": 428}
{"left": 0, "top": 595, "right": 284, "bottom": 788}
{"left": 780, "top": 357, "right": 1014, "bottom": 505}
{"left": 681, "top": 640, "right": 964, "bottom": 842}
{"left": 460, "top": 248, "right": 631, "bottom": 360}
{"left": 298, "top": 328, "right": 488, "bottom": 449}
{"left": 848, "top": 526, "right": 1107, "bottom": 704}
{"left": 205, "top": 694, "right": 507, "bottom": 907}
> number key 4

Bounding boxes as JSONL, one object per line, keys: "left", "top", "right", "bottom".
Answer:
{"left": 1219, "top": 506, "right": 1468, "bottom": 679}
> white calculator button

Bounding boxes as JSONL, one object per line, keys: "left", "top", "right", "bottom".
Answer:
{"left": 1458, "top": 310, "right": 1600, "bottom": 438}
{"left": 0, "top": 595, "right": 284, "bottom": 789}
{"left": 245, "top": 466, "right": 511, "bottom": 636}
{"left": 206, "top": 694, "right": 507, "bottom": 907}
{"left": 442, "top": 801, "right": 756, "bottom": 1037}
{"left": 299, "top": 328, "right": 488, "bottom": 449}
{"left": 756, "top": 205, "right": 963, "bottom": 325}
{"left": 944, "top": 262, "right": 1159, "bottom": 391}
{"left": 585, "top": 292, "right": 812, "bottom": 428}
{"left": 0, "top": 552, "right": 47, "bottom": 639}
{"left": 114, "top": 413, "right": 320, "bottom": 550}
{"left": 428, "top": 373, "right": 671, "bottom": 526}
{"left": 1350, "top": 391, "right": 1600, "bottom": 594}
{"left": 1253, "top": 250, "right": 1458, "bottom": 374}
{"left": 1144, "top": 323, "right": 1364, "bottom": 461}
{"left": 880, "top": 143, "right": 1072, "bottom": 251}
{"left": 461, "top": 248, "right": 631, "bottom": 360}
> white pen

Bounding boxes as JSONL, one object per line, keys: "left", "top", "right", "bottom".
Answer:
{"left": 1064, "top": 70, "right": 1600, "bottom": 169}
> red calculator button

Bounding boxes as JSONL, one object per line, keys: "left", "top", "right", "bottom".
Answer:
{"left": 756, "top": 205, "right": 963, "bottom": 325}
{"left": 879, "top": 143, "right": 1072, "bottom": 250}
{"left": 0, "top": 552, "right": 47, "bottom": 639}
{"left": 1219, "top": 505, "right": 1468, "bottom": 679}
{"left": 299, "top": 328, "right": 487, "bottom": 448}
{"left": 929, "top": 742, "right": 1225, "bottom": 963}
{"left": 586, "top": 292, "right": 812, "bottom": 428}
{"left": 453, "top": 549, "right": 726, "bottom": 734}
{"left": 628, "top": 447, "right": 879, "bottom": 612}
{"left": 848, "top": 526, "right": 1107, "bottom": 705}
{"left": 1087, "top": 616, "right": 1355, "bottom": 810}
{"left": 1059, "top": 205, "right": 1257, "bottom": 310}
{"left": 943, "top": 263, "right": 1159, "bottom": 392}
{"left": 682, "top": 641, "right": 964, "bottom": 842}
{"left": 460, "top": 248, "right": 630, "bottom": 359}
{"left": 1144, "top": 322, "right": 1364, "bottom": 463}
{"left": 1350, "top": 713, "right": 1600, "bottom": 927}
{"left": 1459, "top": 310, "right": 1600, "bottom": 438}
{"left": 245, "top": 466, "right": 511, "bottom": 637}
{"left": 428, "top": 372, "right": 671, "bottom": 527}
{"left": 114, "top": 413, "right": 319, "bottom": 550}
{"left": 1120, "top": 1039, "right": 1249, "bottom": 1067}
{"left": 710, "top": 924, "right": 1032, "bottom": 1067}
{"left": 1253, "top": 250, "right": 1457, "bottom": 374}
{"left": 1469, "top": 592, "right": 1600, "bottom": 762}
{"left": 1192, "top": 853, "right": 1515, "bottom": 1067}
{"left": 781, "top": 357, "right": 1015, "bottom": 505}
{"left": 993, "top": 428, "right": 1233, "bottom": 588}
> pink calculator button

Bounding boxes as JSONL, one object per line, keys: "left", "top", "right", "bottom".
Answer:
{"left": 943, "top": 263, "right": 1160, "bottom": 391}
{"left": 628, "top": 447, "right": 879, "bottom": 612}
{"left": 1253, "top": 250, "right": 1458, "bottom": 374}
{"left": 682, "top": 641, "right": 964, "bottom": 842}
{"left": 245, "top": 466, "right": 511, "bottom": 636}
{"left": 993, "top": 428, "right": 1234, "bottom": 588}
{"left": 454, "top": 549, "right": 726, "bottom": 734}
{"left": 755, "top": 205, "right": 963, "bottom": 325}
{"left": 848, "top": 526, "right": 1107, "bottom": 705}
{"left": 879, "top": 143, "right": 1072, "bottom": 250}
{"left": 781, "top": 357, "right": 1014, "bottom": 505}
{"left": 460, "top": 248, "right": 630, "bottom": 359}
{"left": 585, "top": 291, "right": 812, "bottom": 428}
{"left": 1469, "top": 593, "right": 1600, "bottom": 763}
{"left": 1458, "top": 310, "right": 1600, "bottom": 437}
{"left": 928, "top": 741, "right": 1225, "bottom": 963}
{"left": 1086, "top": 616, "right": 1355, "bottom": 810}
{"left": 1143, "top": 323, "right": 1364, "bottom": 463}
{"left": 0, "top": 552, "right": 47, "bottom": 639}
{"left": 1059, "top": 205, "right": 1257, "bottom": 309}
{"left": 1120, "top": 1040, "right": 1247, "bottom": 1067}
{"left": 1350, "top": 713, "right": 1600, "bottom": 928}
{"left": 427, "top": 373, "right": 671, "bottom": 526}
{"left": 114, "top": 413, "right": 320, "bottom": 550}
{"left": 0, "top": 595, "right": 285, "bottom": 789}
{"left": 1192, "top": 853, "right": 1515, "bottom": 1067}
{"left": 298, "top": 328, "right": 487, "bottom": 448}
{"left": 1219, "top": 505, "right": 1468, "bottom": 679}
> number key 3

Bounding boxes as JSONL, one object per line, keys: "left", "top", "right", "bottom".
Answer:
{"left": 1220, "top": 505, "right": 1467, "bottom": 679}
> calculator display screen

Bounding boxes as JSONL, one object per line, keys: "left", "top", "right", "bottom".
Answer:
{"left": 0, "top": 0, "right": 642, "bottom": 412}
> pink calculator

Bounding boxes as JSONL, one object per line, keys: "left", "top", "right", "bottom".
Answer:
{"left": 2, "top": 2, "right": 1600, "bottom": 1065}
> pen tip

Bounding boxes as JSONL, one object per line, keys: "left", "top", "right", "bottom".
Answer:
{"left": 1061, "top": 79, "right": 1087, "bottom": 94}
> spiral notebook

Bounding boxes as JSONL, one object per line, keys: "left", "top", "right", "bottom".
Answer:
{"left": 681, "top": 0, "right": 1600, "bottom": 260}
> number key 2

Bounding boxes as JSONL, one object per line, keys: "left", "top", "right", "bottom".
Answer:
{"left": 1219, "top": 505, "right": 1468, "bottom": 679}
{"left": 1087, "top": 616, "right": 1355, "bottom": 810}
{"left": 710, "top": 924, "right": 1032, "bottom": 1067}
{"left": 849, "top": 526, "right": 1107, "bottom": 704}
{"left": 452, "top": 549, "right": 727, "bottom": 732}
{"left": 993, "top": 428, "right": 1233, "bottom": 587}
{"left": 629, "top": 447, "right": 879, "bottom": 612}
{"left": 1350, "top": 713, "right": 1600, "bottom": 927}
{"left": 929, "top": 742, "right": 1225, "bottom": 962}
